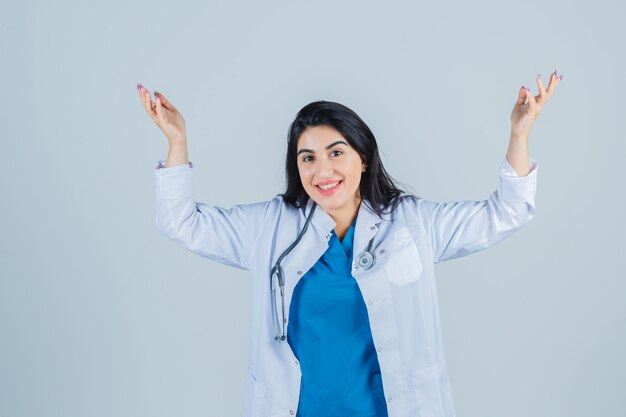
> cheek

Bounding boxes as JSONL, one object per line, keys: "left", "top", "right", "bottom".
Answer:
{"left": 298, "top": 168, "right": 312, "bottom": 186}
{"left": 347, "top": 163, "right": 364, "bottom": 182}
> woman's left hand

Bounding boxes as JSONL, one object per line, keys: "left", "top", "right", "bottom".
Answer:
{"left": 510, "top": 70, "right": 563, "bottom": 138}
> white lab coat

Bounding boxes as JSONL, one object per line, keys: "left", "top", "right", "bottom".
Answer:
{"left": 154, "top": 155, "right": 538, "bottom": 417}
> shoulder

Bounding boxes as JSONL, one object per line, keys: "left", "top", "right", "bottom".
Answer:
{"left": 393, "top": 192, "right": 440, "bottom": 215}
{"left": 384, "top": 193, "right": 428, "bottom": 218}
{"left": 240, "top": 194, "right": 301, "bottom": 222}
{"left": 381, "top": 193, "right": 436, "bottom": 236}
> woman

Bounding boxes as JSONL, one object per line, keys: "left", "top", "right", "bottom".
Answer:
{"left": 138, "top": 71, "right": 561, "bottom": 417}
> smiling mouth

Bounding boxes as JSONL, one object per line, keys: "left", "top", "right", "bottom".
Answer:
{"left": 316, "top": 180, "right": 342, "bottom": 190}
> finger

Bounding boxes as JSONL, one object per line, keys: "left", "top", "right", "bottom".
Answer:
{"left": 155, "top": 94, "right": 165, "bottom": 122}
{"left": 536, "top": 73, "right": 547, "bottom": 101}
{"left": 141, "top": 88, "right": 157, "bottom": 120}
{"left": 546, "top": 70, "right": 562, "bottom": 95}
{"left": 515, "top": 86, "right": 526, "bottom": 105}
{"left": 154, "top": 91, "right": 177, "bottom": 112}
{"left": 137, "top": 84, "right": 148, "bottom": 106}
{"left": 138, "top": 84, "right": 154, "bottom": 107}
{"left": 524, "top": 87, "right": 538, "bottom": 108}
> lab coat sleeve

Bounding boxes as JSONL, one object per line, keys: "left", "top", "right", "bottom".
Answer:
{"left": 154, "top": 160, "right": 270, "bottom": 271}
{"left": 419, "top": 155, "right": 538, "bottom": 264}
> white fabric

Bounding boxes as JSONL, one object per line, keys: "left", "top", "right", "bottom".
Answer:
{"left": 154, "top": 155, "right": 538, "bottom": 417}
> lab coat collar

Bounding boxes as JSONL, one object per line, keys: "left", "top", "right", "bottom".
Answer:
{"left": 303, "top": 197, "right": 383, "bottom": 264}
{"left": 302, "top": 196, "right": 383, "bottom": 232}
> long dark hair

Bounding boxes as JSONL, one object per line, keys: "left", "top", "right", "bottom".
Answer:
{"left": 277, "top": 100, "right": 421, "bottom": 219}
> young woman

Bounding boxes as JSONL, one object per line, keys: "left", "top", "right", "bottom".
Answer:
{"left": 138, "top": 71, "right": 561, "bottom": 417}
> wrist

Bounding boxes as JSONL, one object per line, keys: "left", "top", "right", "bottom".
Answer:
{"left": 168, "top": 136, "right": 187, "bottom": 146}
{"left": 510, "top": 131, "right": 529, "bottom": 142}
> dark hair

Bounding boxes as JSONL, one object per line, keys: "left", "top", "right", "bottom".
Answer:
{"left": 277, "top": 100, "right": 421, "bottom": 219}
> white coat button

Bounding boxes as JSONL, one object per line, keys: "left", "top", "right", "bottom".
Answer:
{"left": 370, "top": 226, "right": 376, "bottom": 230}
{"left": 289, "top": 410, "right": 295, "bottom": 415}
{"left": 387, "top": 396, "right": 392, "bottom": 403}
{"left": 367, "top": 300, "right": 372, "bottom": 305}
{"left": 377, "top": 346, "right": 382, "bottom": 352}
{"left": 325, "top": 233, "right": 331, "bottom": 239}
{"left": 379, "top": 249, "right": 385, "bottom": 254}
{"left": 297, "top": 270, "right": 302, "bottom": 275}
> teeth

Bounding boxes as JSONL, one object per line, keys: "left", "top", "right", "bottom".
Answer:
{"left": 319, "top": 181, "right": 339, "bottom": 190}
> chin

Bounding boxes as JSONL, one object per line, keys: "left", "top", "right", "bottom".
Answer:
{"left": 319, "top": 201, "right": 342, "bottom": 210}
{"left": 306, "top": 186, "right": 358, "bottom": 210}
{"left": 319, "top": 196, "right": 352, "bottom": 211}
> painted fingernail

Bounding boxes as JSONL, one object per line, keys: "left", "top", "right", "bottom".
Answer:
{"left": 537, "top": 73, "right": 541, "bottom": 80}
{"left": 525, "top": 87, "right": 530, "bottom": 91}
{"left": 553, "top": 69, "right": 557, "bottom": 78}
{"left": 557, "top": 74, "right": 563, "bottom": 81}
{"left": 154, "top": 91, "right": 158, "bottom": 99}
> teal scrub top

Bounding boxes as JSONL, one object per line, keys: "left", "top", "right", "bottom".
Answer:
{"left": 287, "top": 220, "right": 389, "bottom": 417}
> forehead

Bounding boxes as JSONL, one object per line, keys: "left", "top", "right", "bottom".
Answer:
{"left": 297, "top": 125, "right": 347, "bottom": 149}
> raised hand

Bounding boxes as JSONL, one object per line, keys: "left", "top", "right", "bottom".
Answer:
{"left": 510, "top": 70, "right": 563, "bottom": 138}
{"left": 137, "top": 83, "right": 187, "bottom": 144}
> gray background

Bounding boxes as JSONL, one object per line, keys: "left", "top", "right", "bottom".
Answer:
{"left": 1, "top": 0, "right": 624, "bottom": 416}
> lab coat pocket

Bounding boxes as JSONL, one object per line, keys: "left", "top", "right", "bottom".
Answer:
{"left": 410, "top": 359, "right": 454, "bottom": 417}
{"left": 243, "top": 367, "right": 266, "bottom": 417}
{"left": 380, "top": 227, "right": 424, "bottom": 285}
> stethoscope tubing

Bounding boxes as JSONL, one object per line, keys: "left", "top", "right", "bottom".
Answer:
{"left": 271, "top": 201, "right": 376, "bottom": 342}
{"left": 271, "top": 202, "right": 318, "bottom": 341}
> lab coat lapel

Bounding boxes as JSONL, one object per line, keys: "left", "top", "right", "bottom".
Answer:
{"left": 352, "top": 198, "right": 383, "bottom": 272}
{"left": 290, "top": 197, "right": 384, "bottom": 277}
{"left": 303, "top": 197, "right": 383, "bottom": 249}
{"left": 303, "top": 196, "right": 336, "bottom": 238}
{"left": 280, "top": 197, "right": 336, "bottom": 283}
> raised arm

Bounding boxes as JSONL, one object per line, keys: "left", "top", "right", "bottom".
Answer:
{"left": 418, "top": 70, "right": 562, "bottom": 264}
{"left": 138, "top": 83, "right": 271, "bottom": 270}
{"left": 154, "top": 160, "right": 271, "bottom": 271}
{"left": 417, "top": 155, "right": 538, "bottom": 264}
{"left": 507, "top": 69, "right": 562, "bottom": 175}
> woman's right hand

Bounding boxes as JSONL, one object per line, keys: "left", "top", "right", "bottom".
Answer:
{"left": 137, "top": 83, "right": 187, "bottom": 144}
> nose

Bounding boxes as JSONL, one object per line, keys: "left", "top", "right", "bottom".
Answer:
{"left": 317, "top": 158, "right": 335, "bottom": 177}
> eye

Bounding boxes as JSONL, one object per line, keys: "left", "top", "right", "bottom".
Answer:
{"left": 301, "top": 150, "right": 343, "bottom": 163}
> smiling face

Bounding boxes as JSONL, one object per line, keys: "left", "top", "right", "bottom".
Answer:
{"left": 296, "top": 125, "right": 367, "bottom": 224}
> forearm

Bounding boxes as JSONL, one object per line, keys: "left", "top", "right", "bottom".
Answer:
{"left": 166, "top": 139, "right": 189, "bottom": 168}
{"left": 506, "top": 133, "right": 530, "bottom": 177}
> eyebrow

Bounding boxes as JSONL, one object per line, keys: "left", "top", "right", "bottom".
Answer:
{"left": 297, "top": 140, "right": 348, "bottom": 156}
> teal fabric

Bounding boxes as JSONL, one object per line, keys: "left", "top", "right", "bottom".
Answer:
{"left": 287, "top": 220, "right": 388, "bottom": 417}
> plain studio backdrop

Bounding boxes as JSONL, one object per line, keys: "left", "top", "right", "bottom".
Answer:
{"left": 1, "top": 0, "right": 624, "bottom": 416}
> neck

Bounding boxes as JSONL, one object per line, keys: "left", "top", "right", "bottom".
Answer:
{"left": 326, "top": 195, "right": 362, "bottom": 238}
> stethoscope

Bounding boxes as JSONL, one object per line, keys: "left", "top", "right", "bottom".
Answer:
{"left": 271, "top": 201, "right": 377, "bottom": 342}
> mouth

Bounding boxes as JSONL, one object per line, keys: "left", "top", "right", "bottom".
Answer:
{"left": 316, "top": 180, "right": 343, "bottom": 195}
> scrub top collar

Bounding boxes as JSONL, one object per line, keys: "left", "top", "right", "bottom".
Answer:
{"left": 302, "top": 197, "right": 383, "bottom": 233}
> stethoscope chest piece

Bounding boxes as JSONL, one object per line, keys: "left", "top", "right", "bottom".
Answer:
{"left": 355, "top": 250, "right": 375, "bottom": 271}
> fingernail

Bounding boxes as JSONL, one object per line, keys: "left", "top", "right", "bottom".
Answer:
{"left": 537, "top": 73, "right": 541, "bottom": 80}
{"left": 137, "top": 82, "right": 143, "bottom": 91}
{"left": 525, "top": 87, "right": 530, "bottom": 91}
{"left": 553, "top": 69, "right": 557, "bottom": 78}
{"left": 154, "top": 91, "right": 158, "bottom": 99}
{"left": 557, "top": 74, "right": 563, "bottom": 81}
